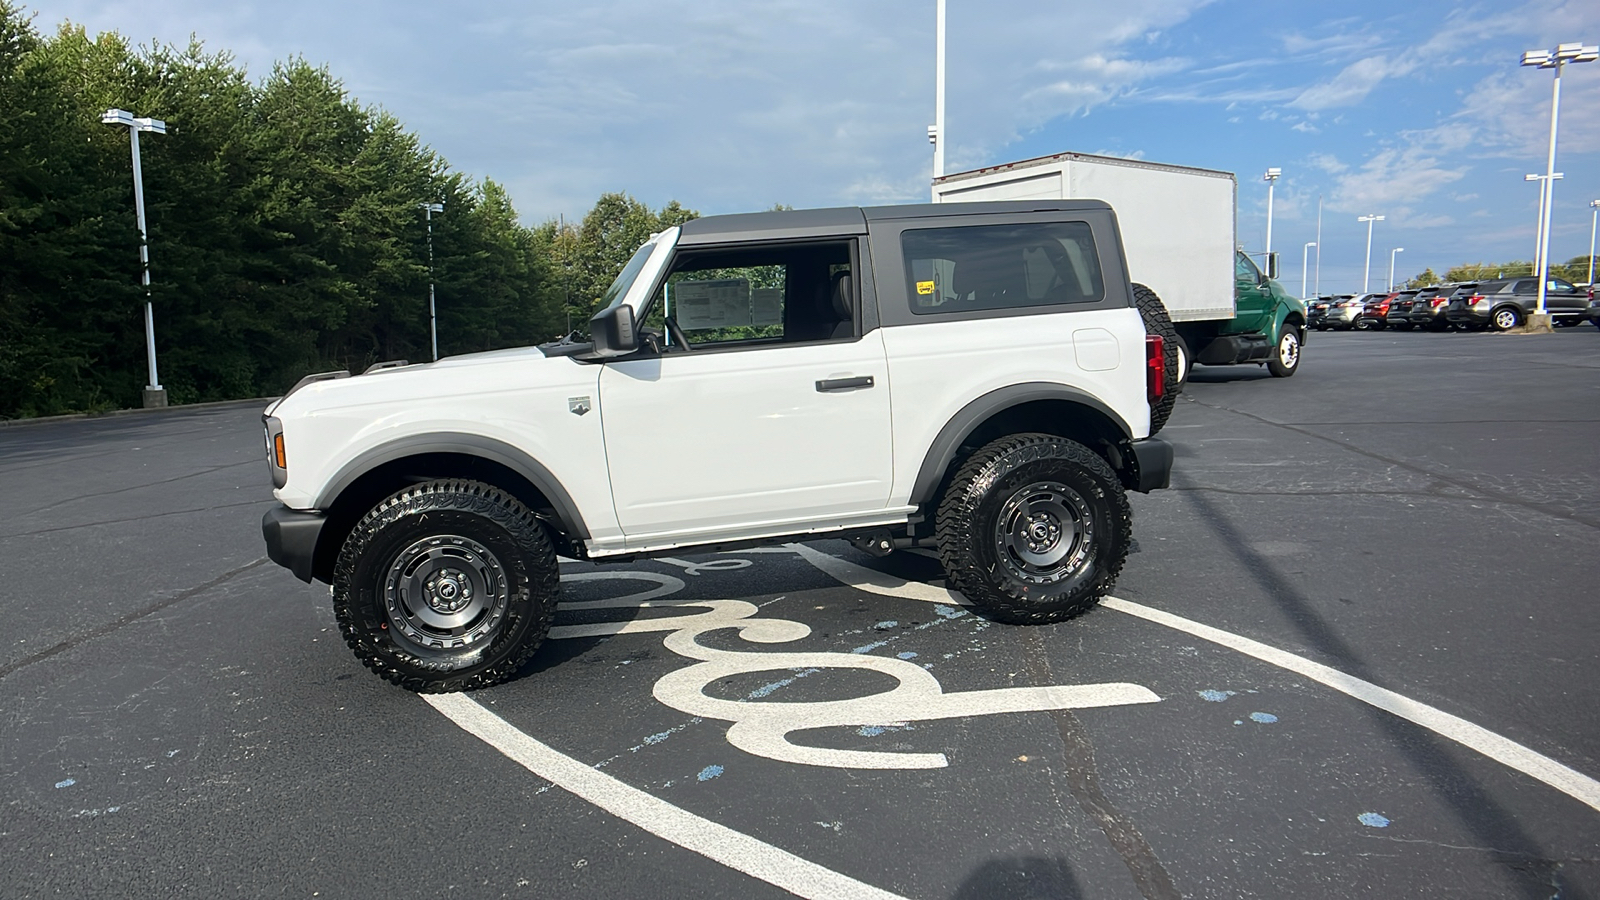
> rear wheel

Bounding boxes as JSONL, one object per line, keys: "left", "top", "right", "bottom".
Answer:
{"left": 333, "top": 479, "right": 559, "bottom": 692}
{"left": 1492, "top": 306, "right": 1523, "bottom": 331}
{"left": 1132, "top": 283, "right": 1180, "bottom": 434}
{"left": 936, "top": 434, "right": 1130, "bottom": 625}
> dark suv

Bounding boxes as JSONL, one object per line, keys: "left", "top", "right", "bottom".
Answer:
{"left": 1446, "top": 277, "right": 1589, "bottom": 330}
{"left": 1380, "top": 290, "right": 1421, "bottom": 329}
{"left": 1408, "top": 284, "right": 1462, "bottom": 331}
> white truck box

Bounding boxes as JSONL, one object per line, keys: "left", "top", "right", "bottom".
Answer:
{"left": 933, "top": 151, "right": 1237, "bottom": 323}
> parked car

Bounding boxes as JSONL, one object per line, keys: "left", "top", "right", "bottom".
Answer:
{"left": 1356, "top": 291, "right": 1399, "bottom": 330}
{"left": 1407, "top": 284, "right": 1460, "bottom": 331}
{"left": 1307, "top": 296, "right": 1336, "bottom": 330}
{"left": 1344, "top": 293, "right": 1382, "bottom": 328}
{"left": 1379, "top": 290, "right": 1421, "bottom": 329}
{"left": 1446, "top": 277, "right": 1588, "bottom": 330}
{"left": 1319, "top": 294, "right": 1363, "bottom": 329}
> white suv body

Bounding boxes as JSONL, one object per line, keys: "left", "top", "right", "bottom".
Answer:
{"left": 261, "top": 201, "right": 1173, "bottom": 691}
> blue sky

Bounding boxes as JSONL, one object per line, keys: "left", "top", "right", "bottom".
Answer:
{"left": 24, "top": 0, "right": 1600, "bottom": 294}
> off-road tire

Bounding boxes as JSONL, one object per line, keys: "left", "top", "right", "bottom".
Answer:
{"left": 1132, "top": 283, "right": 1180, "bottom": 434}
{"left": 1267, "top": 326, "right": 1301, "bottom": 378}
{"left": 333, "top": 479, "right": 559, "bottom": 692}
{"left": 936, "top": 434, "right": 1131, "bottom": 624}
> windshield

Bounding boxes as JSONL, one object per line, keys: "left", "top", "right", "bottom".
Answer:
{"left": 598, "top": 242, "right": 658, "bottom": 312}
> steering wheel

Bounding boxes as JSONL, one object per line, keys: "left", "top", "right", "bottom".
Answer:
{"left": 665, "top": 316, "right": 694, "bottom": 352}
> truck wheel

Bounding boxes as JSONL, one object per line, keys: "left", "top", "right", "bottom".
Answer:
{"left": 1131, "top": 283, "right": 1180, "bottom": 434}
{"left": 332, "top": 479, "right": 559, "bottom": 693}
{"left": 1267, "top": 327, "right": 1301, "bottom": 377}
{"left": 935, "top": 434, "right": 1131, "bottom": 625}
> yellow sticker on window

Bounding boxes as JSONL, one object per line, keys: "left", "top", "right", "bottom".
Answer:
{"left": 916, "top": 280, "right": 936, "bottom": 295}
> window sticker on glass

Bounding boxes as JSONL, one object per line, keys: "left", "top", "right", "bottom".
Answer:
{"left": 751, "top": 288, "right": 783, "bottom": 326}
{"left": 917, "top": 280, "right": 936, "bottom": 295}
{"left": 673, "top": 278, "right": 751, "bottom": 330}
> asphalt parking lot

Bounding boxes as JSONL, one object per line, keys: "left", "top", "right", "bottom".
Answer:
{"left": 3, "top": 328, "right": 1598, "bottom": 899}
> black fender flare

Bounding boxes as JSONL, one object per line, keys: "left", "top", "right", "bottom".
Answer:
{"left": 313, "top": 432, "right": 591, "bottom": 541}
{"left": 909, "top": 382, "right": 1134, "bottom": 507}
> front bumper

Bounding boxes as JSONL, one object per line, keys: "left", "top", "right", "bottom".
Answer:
{"left": 1130, "top": 437, "right": 1174, "bottom": 493}
{"left": 262, "top": 505, "right": 326, "bottom": 583}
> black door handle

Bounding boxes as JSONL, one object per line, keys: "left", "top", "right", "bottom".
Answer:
{"left": 816, "top": 375, "right": 875, "bottom": 392}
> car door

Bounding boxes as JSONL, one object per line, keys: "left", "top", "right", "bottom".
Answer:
{"left": 1230, "top": 251, "right": 1272, "bottom": 334}
{"left": 596, "top": 239, "right": 894, "bottom": 543}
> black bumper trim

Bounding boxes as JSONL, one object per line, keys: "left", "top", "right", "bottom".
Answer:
{"left": 262, "top": 506, "right": 325, "bottom": 583}
{"left": 1131, "top": 437, "right": 1173, "bottom": 493}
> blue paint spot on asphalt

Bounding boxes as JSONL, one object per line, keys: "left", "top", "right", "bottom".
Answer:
{"left": 897, "top": 651, "right": 918, "bottom": 660}
{"left": 851, "top": 640, "right": 890, "bottom": 654}
{"left": 933, "top": 605, "right": 966, "bottom": 620}
{"left": 697, "top": 765, "right": 724, "bottom": 782}
{"left": 54, "top": 778, "right": 75, "bottom": 789}
{"left": 1358, "top": 812, "right": 1390, "bottom": 828}
{"left": 1250, "top": 712, "right": 1278, "bottom": 724}
{"left": 642, "top": 731, "right": 674, "bottom": 745}
{"left": 874, "top": 620, "right": 898, "bottom": 630}
{"left": 857, "top": 726, "right": 886, "bottom": 737}
{"left": 1198, "top": 690, "right": 1236, "bottom": 702}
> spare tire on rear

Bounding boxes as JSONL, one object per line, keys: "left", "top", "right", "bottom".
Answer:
{"left": 1132, "top": 283, "right": 1181, "bottom": 435}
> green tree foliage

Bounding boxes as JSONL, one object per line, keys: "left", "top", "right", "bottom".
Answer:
{"left": 1442, "top": 258, "right": 1595, "bottom": 284}
{"left": 1405, "top": 268, "right": 1441, "bottom": 288}
{"left": 0, "top": 5, "right": 570, "bottom": 417}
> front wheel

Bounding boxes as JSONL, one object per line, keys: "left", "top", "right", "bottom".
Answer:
{"left": 1267, "top": 326, "right": 1301, "bottom": 377}
{"left": 936, "top": 434, "right": 1131, "bottom": 624}
{"left": 333, "top": 479, "right": 559, "bottom": 692}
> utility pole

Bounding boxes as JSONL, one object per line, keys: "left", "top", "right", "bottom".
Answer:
{"left": 928, "top": 0, "right": 947, "bottom": 199}
{"left": 101, "top": 108, "right": 168, "bottom": 408}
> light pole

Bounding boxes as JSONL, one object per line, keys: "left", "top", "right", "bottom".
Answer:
{"left": 420, "top": 201, "right": 444, "bottom": 360}
{"left": 1358, "top": 214, "right": 1384, "bottom": 293}
{"left": 1521, "top": 41, "right": 1598, "bottom": 317}
{"left": 1388, "top": 248, "right": 1404, "bottom": 291}
{"left": 1588, "top": 199, "right": 1599, "bottom": 287}
{"left": 1263, "top": 168, "right": 1281, "bottom": 262}
{"left": 1302, "top": 241, "right": 1316, "bottom": 299}
{"left": 1525, "top": 173, "right": 1563, "bottom": 276}
{"left": 928, "top": 0, "right": 946, "bottom": 199}
{"left": 101, "top": 108, "right": 168, "bottom": 408}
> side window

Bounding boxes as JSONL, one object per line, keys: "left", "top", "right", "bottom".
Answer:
{"left": 1513, "top": 280, "right": 1536, "bottom": 294}
{"left": 1235, "top": 252, "right": 1262, "bottom": 282}
{"left": 642, "top": 241, "right": 854, "bottom": 349}
{"left": 901, "top": 221, "right": 1103, "bottom": 315}
{"left": 1549, "top": 279, "right": 1576, "bottom": 295}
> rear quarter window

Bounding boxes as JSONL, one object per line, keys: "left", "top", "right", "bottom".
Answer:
{"left": 901, "top": 221, "right": 1104, "bottom": 315}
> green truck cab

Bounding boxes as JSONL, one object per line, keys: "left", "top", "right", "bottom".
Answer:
{"left": 1172, "top": 251, "right": 1307, "bottom": 380}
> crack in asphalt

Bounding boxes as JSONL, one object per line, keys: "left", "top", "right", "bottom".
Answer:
{"left": 0, "top": 557, "right": 268, "bottom": 681}
{"left": 16, "top": 459, "right": 261, "bottom": 519}
{"left": 1022, "top": 629, "right": 1181, "bottom": 900}
{"left": 1185, "top": 397, "right": 1600, "bottom": 532}
{"left": 0, "top": 499, "right": 274, "bottom": 539}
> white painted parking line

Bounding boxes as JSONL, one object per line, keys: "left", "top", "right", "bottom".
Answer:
{"left": 785, "top": 547, "right": 1600, "bottom": 816}
{"left": 423, "top": 693, "right": 910, "bottom": 900}
{"left": 1101, "top": 597, "right": 1600, "bottom": 814}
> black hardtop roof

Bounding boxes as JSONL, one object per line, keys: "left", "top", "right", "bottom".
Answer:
{"left": 676, "top": 200, "right": 1114, "bottom": 246}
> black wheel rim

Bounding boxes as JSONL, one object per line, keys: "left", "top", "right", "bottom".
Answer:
{"left": 383, "top": 534, "right": 509, "bottom": 652}
{"left": 993, "top": 480, "right": 1094, "bottom": 585}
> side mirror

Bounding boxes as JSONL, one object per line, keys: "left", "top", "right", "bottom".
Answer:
{"left": 1265, "top": 252, "right": 1279, "bottom": 281}
{"left": 590, "top": 304, "right": 638, "bottom": 357}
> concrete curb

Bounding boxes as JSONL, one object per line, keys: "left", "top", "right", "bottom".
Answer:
{"left": 0, "top": 397, "right": 280, "bottom": 429}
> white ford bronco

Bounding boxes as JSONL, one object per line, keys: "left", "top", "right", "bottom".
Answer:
{"left": 260, "top": 201, "right": 1174, "bottom": 692}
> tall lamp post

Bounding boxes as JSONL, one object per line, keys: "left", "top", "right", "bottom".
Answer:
{"left": 1521, "top": 41, "right": 1598, "bottom": 318}
{"left": 1388, "top": 248, "right": 1404, "bottom": 291}
{"left": 1358, "top": 214, "right": 1384, "bottom": 293}
{"left": 1526, "top": 172, "right": 1563, "bottom": 277}
{"left": 1263, "top": 168, "right": 1281, "bottom": 263}
{"left": 420, "top": 201, "right": 444, "bottom": 360}
{"left": 1302, "top": 241, "right": 1316, "bottom": 299}
{"left": 928, "top": 0, "right": 946, "bottom": 199}
{"left": 1587, "top": 199, "right": 1599, "bottom": 287}
{"left": 101, "top": 108, "right": 168, "bottom": 408}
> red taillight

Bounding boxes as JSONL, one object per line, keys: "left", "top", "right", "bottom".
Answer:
{"left": 1146, "top": 334, "right": 1165, "bottom": 403}
{"left": 1432, "top": 298, "right": 1448, "bottom": 307}
{"left": 1466, "top": 294, "right": 1483, "bottom": 305}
